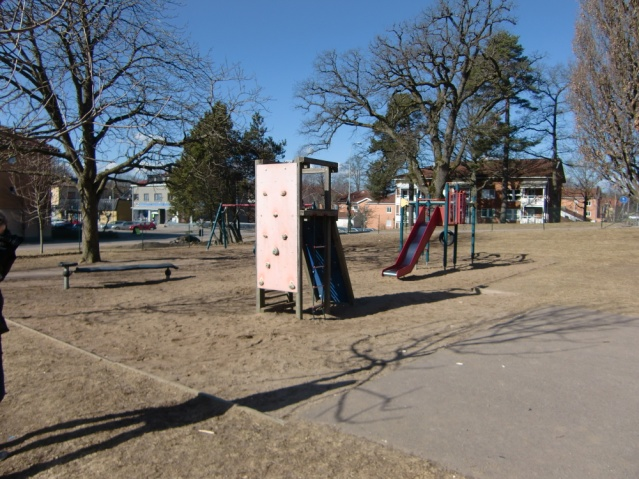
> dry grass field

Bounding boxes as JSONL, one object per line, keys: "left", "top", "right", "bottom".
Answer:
{"left": 0, "top": 222, "right": 636, "bottom": 478}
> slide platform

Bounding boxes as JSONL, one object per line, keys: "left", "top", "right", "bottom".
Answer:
{"left": 382, "top": 206, "right": 443, "bottom": 279}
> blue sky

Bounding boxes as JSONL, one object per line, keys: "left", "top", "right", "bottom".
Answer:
{"left": 176, "top": 0, "right": 579, "bottom": 166}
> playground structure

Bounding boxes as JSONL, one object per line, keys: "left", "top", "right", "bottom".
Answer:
{"left": 255, "top": 157, "right": 354, "bottom": 319}
{"left": 382, "top": 184, "right": 475, "bottom": 279}
{"left": 206, "top": 203, "right": 254, "bottom": 249}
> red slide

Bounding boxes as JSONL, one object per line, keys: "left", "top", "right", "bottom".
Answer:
{"left": 382, "top": 206, "right": 443, "bottom": 279}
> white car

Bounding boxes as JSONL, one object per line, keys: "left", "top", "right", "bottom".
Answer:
{"left": 105, "top": 221, "right": 132, "bottom": 230}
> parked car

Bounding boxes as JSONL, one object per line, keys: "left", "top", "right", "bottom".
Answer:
{"left": 52, "top": 220, "right": 72, "bottom": 228}
{"left": 52, "top": 220, "right": 81, "bottom": 230}
{"left": 105, "top": 221, "right": 132, "bottom": 230}
{"left": 129, "top": 221, "right": 156, "bottom": 231}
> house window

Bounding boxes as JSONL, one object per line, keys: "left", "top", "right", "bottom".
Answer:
{"left": 154, "top": 193, "right": 162, "bottom": 202}
{"left": 481, "top": 189, "right": 495, "bottom": 199}
{"left": 168, "top": 194, "right": 173, "bottom": 201}
{"left": 507, "top": 189, "right": 521, "bottom": 201}
{"left": 481, "top": 208, "right": 495, "bottom": 218}
{"left": 143, "top": 193, "right": 149, "bottom": 201}
{"left": 586, "top": 210, "right": 591, "bottom": 217}
{"left": 505, "top": 208, "right": 519, "bottom": 221}
{"left": 386, "top": 206, "right": 392, "bottom": 213}
{"left": 133, "top": 194, "right": 139, "bottom": 201}
{"left": 525, "top": 188, "right": 544, "bottom": 197}
{"left": 586, "top": 200, "right": 592, "bottom": 207}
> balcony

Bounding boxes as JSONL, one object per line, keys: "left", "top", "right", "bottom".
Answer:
{"left": 520, "top": 216, "right": 544, "bottom": 224}
{"left": 520, "top": 196, "right": 545, "bottom": 207}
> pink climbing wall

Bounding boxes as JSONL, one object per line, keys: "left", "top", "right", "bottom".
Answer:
{"left": 255, "top": 163, "right": 300, "bottom": 294}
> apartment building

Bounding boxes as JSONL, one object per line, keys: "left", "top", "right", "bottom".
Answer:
{"left": 560, "top": 186, "right": 602, "bottom": 222}
{"left": 394, "top": 158, "right": 565, "bottom": 225}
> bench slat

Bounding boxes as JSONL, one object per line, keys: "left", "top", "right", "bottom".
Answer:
{"left": 75, "top": 263, "right": 178, "bottom": 273}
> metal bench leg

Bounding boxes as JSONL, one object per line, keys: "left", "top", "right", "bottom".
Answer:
{"left": 62, "top": 266, "right": 72, "bottom": 290}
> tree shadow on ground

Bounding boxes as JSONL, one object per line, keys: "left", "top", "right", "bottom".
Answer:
{"left": 235, "top": 380, "right": 357, "bottom": 413}
{"left": 312, "top": 306, "right": 639, "bottom": 424}
{"left": 403, "top": 252, "right": 532, "bottom": 280}
{"left": 446, "top": 305, "right": 639, "bottom": 355}
{"left": 242, "top": 299, "right": 504, "bottom": 416}
{"left": 1, "top": 394, "right": 230, "bottom": 479}
{"left": 329, "top": 288, "right": 480, "bottom": 319}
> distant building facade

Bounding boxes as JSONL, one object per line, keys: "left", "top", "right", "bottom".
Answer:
{"left": 394, "top": 159, "right": 565, "bottom": 226}
{"left": 131, "top": 174, "right": 173, "bottom": 224}
{"left": 336, "top": 191, "right": 397, "bottom": 230}
{"left": 0, "top": 130, "right": 53, "bottom": 239}
{"left": 560, "top": 186, "right": 603, "bottom": 222}
{"left": 51, "top": 181, "right": 81, "bottom": 222}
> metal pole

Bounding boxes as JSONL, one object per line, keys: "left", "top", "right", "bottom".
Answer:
{"left": 399, "top": 206, "right": 405, "bottom": 251}
{"left": 453, "top": 223, "right": 458, "bottom": 269}
{"left": 471, "top": 195, "right": 476, "bottom": 265}
{"left": 424, "top": 200, "right": 430, "bottom": 265}
{"left": 443, "top": 184, "right": 449, "bottom": 271}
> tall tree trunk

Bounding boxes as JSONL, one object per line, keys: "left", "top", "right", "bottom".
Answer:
{"left": 582, "top": 192, "right": 589, "bottom": 221}
{"left": 432, "top": 162, "right": 450, "bottom": 200}
{"left": 500, "top": 100, "right": 511, "bottom": 223}
{"left": 549, "top": 161, "right": 563, "bottom": 223}
{"left": 80, "top": 183, "right": 102, "bottom": 263}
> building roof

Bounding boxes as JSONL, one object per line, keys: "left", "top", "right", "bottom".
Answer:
{"left": 336, "top": 190, "right": 396, "bottom": 204}
{"left": 562, "top": 186, "right": 601, "bottom": 198}
{"left": 402, "top": 158, "right": 565, "bottom": 183}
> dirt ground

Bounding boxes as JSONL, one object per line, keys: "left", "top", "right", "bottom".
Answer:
{"left": 0, "top": 222, "right": 637, "bottom": 478}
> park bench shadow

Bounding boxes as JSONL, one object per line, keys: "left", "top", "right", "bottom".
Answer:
{"left": 101, "top": 275, "right": 195, "bottom": 289}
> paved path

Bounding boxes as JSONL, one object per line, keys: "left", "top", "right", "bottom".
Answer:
{"left": 301, "top": 307, "right": 639, "bottom": 478}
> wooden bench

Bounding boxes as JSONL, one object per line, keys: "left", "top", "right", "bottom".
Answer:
{"left": 60, "top": 262, "right": 178, "bottom": 289}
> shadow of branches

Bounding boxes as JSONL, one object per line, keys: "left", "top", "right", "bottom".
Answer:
{"left": 1, "top": 394, "right": 230, "bottom": 479}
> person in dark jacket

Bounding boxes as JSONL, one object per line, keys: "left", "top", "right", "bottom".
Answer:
{"left": 0, "top": 211, "right": 23, "bottom": 404}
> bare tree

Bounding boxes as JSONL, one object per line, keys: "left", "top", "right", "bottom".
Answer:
{"left": 8, "top": 153, "right": 65, "bottom": 252}
{"left": 345, "top": 149, "right": 368, "bottom": 194}
{"left": 0, "top": 0, "right": 255, "bottom": 262}
{"left": 565, "top": 158, "right": 602, "bottom": 221}
{"left": 0, "top": 0, "right": 68, "bottom": 34}
{"left": 532, "top": 64, "right": 573, "bottom": 221}
{"left": 570, "top": 0, "right": 639, "bottom": 200}
{"left": 296, "top": 0, "right": 515, "bottom": 198}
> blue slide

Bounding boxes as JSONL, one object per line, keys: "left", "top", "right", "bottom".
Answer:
{"left": 302, "top": 219, "right": 353, "bottom": 304}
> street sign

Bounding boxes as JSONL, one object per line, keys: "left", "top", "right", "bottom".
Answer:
{"left": 619, "top": 196, "right": 629, "bottom": 204}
